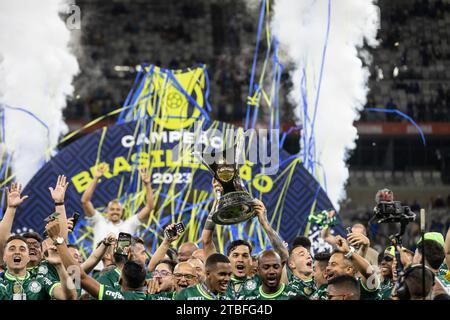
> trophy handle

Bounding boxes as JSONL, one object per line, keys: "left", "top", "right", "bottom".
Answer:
{"left": 234, "top": 128, "right": 245, "bottom": 170}
{"left": 193, "top": 151, "right": 216, "bottom": 176}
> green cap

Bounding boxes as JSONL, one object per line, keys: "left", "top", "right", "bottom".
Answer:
{"left": 417, "top": 232, "right": 445, "bottom": 249}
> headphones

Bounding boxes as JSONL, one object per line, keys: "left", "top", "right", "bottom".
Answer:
{"left": 396, "top": 264, "right": 435, "bottom": 300}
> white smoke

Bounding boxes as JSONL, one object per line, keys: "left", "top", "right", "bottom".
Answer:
{"left": 0, "top": 0, "right": 79, "bottom": 185}
{"left": 272, "top": 0, "right": 380, "bottom": 209}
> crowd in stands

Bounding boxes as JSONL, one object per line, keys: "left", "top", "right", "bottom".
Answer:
{"left": 364, "top": 0, "right": 450, "bottom": 122}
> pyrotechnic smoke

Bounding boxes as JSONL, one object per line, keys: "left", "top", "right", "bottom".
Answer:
{"left": 272, "top": 0, "right": 380, "bottom": 208}
{"left": 0, "top": 0, "right": 79, "bottom": 185}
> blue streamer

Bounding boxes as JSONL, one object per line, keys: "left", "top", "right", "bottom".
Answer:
{"left": 245, "top": 0, "right": 267, "bottom": 130}
{"left": 165, "top": 69, "right": 210, "bottom": 123}
{"left": 1, "top": 104, "right": 50, "bottom": 143}
{"left": 118, "top": 67, "right": 145, "bottom": 124}
{"left": 305, "top": 0, "right": 332, "bottom": 175}
{"left": 250, "top": 34, "right": 273, "bottom": 131}
{"left": 280, "top": 126, "right": 302, "bottom": 150}
{"left": 366, "top": 107, "right": 427, "bottom": 145}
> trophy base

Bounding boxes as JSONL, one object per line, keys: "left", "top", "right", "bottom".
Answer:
{"left": 212, "top": 191, "right": 257, "bottom": 225}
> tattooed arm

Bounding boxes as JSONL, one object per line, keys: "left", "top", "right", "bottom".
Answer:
{"left": 254, "top": 199, "right": 289, "bottom": 264}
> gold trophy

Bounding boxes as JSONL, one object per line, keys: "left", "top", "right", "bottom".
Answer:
{"left": 195, "top": 131, "right": 256, "bottom": 225}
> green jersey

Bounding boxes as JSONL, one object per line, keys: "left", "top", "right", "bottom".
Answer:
{"left": 242, "top": 283, "right": 299, "bottom": 300}
{"left": 359, "top": 278, "right": 380, "bottom": 300}
{"left": 436, "top": 263, "right": 450, "bottom": 295}
{"left": 96, "top": 267, "right": 152, "bottom": 289}
{"left": 96, "top": 267, "right": 122, "bottom": 288}
{"left": 98, "top": 284, "right": 147, "bottom": 300}
{"left": 378, "top": 279, "right": 394, "bottom": 300}
{"left": 0, "top": 281, "right": 8, "bottom": 300}
{"left": 176, "top": 284, "right": 231, "bottom": 300}
{"left": 147, "top": 291, "right": 176, "bottom": 300}
{"left": 0, "top": 271, "right": 60, "bottom": 300}
{"left": 227, "top": 275, "right": 261, "bottom": 299}
{"left": 287, "top": 267, "right": 316, "bottom": 298}
{"left": 28, "top": 260, "right": 59, "bottom": 282}
{"left": 310, "top": 284, "right": 328, "bottom": 300}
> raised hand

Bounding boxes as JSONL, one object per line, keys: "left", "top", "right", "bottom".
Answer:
{"left": 94, "top": 164, "right": 107, "bottom": 179}
{"left": 335, "top": 235, "right": 351, "bottom": 254}
{"left": 6, "top": 182, "right": 29, "bottom": 208}
{"left": 212, "top": 178, "right": 223, "bottom": 196}
{"left": 140, "top": 167, "right": 151, "bottom": 185}
{"left": 45, "top": 219, "right": 61, "bottom": 240}
{"left": 146, "top": 279, "right": 160, "bottom": 295}
{"left": 46, "top": 246, "right": 62, "bottom": 266}
{"left": 49, "top": 175, "right": 69, "bottom": 203}
{"left": 164, "top": 223, "right": 181, "bottom": 243}
{"left": 347, "top": 233, "right": 370, "bottom": 248}
{"left": 103, "top": 233, "right": 117, "bottom": 246}
{"left": 253, "top": 199, "right": 267, "bottom": 221}
{"left": 67, "top": 217, "right": 74, "bottom": 233}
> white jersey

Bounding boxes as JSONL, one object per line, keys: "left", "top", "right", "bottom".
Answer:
{"left": 85, "top": 210, "right": 142, "bottom": 270}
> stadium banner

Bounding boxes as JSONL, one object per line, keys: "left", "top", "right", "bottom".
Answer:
{"left": 11, "top": 65, "right": 344, "bottom": 257}
{"left": 12, "top": 119, "right": 342, "bottom": 256}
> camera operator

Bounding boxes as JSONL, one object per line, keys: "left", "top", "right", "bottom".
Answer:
{"left": 413, "top": 232, "right": 450, "bottom": 298}
{"left": 392, "top": 265, "right": 435, "bottom": 300}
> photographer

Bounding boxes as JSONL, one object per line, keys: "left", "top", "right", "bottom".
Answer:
{"left": 413, "top": 232, "right": 450, "bottom": 298}
{"left": 392, "top": 265, "right": 435, "bottom": 300}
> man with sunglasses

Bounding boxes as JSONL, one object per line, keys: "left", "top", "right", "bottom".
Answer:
{"left": 148, "top": 261, "right": 198, "bottom": 300}
{"left": 146, "top": 259, "right": 178, "bottom": 300}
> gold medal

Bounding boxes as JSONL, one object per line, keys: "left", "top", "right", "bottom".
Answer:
{"left": 304, "top": 287, "right": 313, "bottom": 295}
{"left": 13, "top": 282, "right": 22, "bottom": 294}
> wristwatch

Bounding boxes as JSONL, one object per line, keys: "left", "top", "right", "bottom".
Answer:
{"left": 344, "top": 246, "right": 356, "bottom": 259}
{"left": 53, "top": 236, "right": 65, "bottom": 246}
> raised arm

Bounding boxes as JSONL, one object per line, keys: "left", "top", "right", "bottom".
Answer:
{"left": 46, "top": 220, "right": 102, "bottom": 299}
{"left": 148, "top": 224, "right": 181, "bottom": 272}
{"left": 201, "top": 179, "right": 221, "bottom": 260}
{"left": 347, "top": 232, "right": 370, "bottom": 260}
{"left": 335, "top": 235, "right": 379, "bottom": 290}
{"left": 137, "top": 168, "right": 155, "bottom": 223}
{"left": 254, "top": 199, "right": 289, "bottom": 264}
{"left": 45, "top": 244, "right": 77, "bottom": 300}
{"left": 80, "top": 165, "right": 105, "bottom": 217}
{"left": 81, "top": 233, "right": 116, "bottom": 274}
{"left": 320, "top": 210, "right": 337, "bottom": 246}
{"left": 0, "top": 183, "right": 28, "bottom": 264}
{"left": 49, "top": 175, "right": 70, "bottom": 242}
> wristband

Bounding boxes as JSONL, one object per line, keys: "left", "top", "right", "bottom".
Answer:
{"left": 102, "top": 239, "right": 112, "bottom": 247}
{"left": 344, "top": 246, "right": 355, "bottom": 259}
{"left": 55, "top": 202, "right": 64, "bottom": 206}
